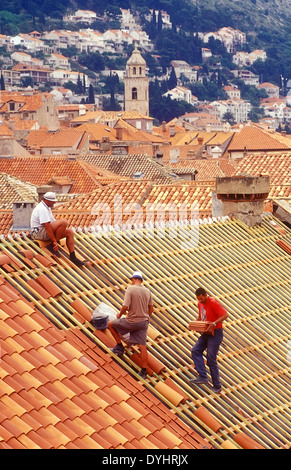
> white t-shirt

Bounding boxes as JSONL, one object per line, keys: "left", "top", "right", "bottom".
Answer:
{"left": 30, "top": 201, "right": 55, "bottom": 229}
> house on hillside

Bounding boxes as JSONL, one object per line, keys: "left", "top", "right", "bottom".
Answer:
{"left": 48, "top": 53, "right": 70, "bottom": 70}
{"left": 63, "top": 9, "right": 97, "bottom": 24}
{"left": 170, "top": 60, "right": 198, "bottom": 82}
{"left": 232, "top": 69, "right": 259, "bottom": 86}
{"left": 257, "top": 82, "right": 280, "bottom": 99}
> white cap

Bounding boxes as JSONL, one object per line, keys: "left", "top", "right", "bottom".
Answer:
{"left": 131, "top": 271, "right": 143, "bottom": 280}
{"left": 43, "top": 192, "right": 57, "bottom": 202}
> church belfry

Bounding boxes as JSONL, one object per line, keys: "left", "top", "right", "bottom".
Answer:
{"left": 124, "top": 45, "right": 149, "bottom": 116}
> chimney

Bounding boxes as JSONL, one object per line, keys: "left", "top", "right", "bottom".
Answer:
{"left": 169, "top": 148, "right": 180, "bottom": 163}
{"left": 155, "top": 150, "right": 163, "bottom": 163}
{"left": 197, "top": 137, "right": 204, "bottom": 145}
{"left": 11, "top": 201, "right": 35, "bottom": 231}
{"left": 213, "top": 175, "right": 270, "bottom": 227}
{"left": 162, "top": 121, "right": 166, "bottom": 132}
{"left": 169, "top": 125, "right": 176, "bottom": 137}
{"left": 100, "top": 136, "right": 111, "bottom": 152}
{"left": 211, "top": 146, "right": 222, "bottom": 158}
{"left": 37, "top": 185, "right": 54, "bottom": 202}
{"left": 79, "top": 104, "right": 86, "bottom": 116}
{"left": 115, "top": 126, "right": 123, "bottom": 140}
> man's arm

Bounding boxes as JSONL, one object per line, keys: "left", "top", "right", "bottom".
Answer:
{"left": 213, "top": 301, "right": 228, "bottom": 326}
{"left": 148, "top": 305, "right": 154, "bottom": 317}
{"left": 117, "top": 305, "right": 128, "bottom": 319}
{"left": 213, "top": 311, "right": 228, "bottom": 326}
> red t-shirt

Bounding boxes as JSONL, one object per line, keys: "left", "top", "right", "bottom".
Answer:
{"left": 198, "top": 296, "right": 227, "bottom": 329}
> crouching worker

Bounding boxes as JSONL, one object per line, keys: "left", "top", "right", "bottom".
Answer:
{"left": 108, "top": 271, "right": 153, "bottom": 379}
{"left": 30, "top": 191, "right": 86, "bottom": 267}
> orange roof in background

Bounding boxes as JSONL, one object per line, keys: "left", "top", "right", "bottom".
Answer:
{"left": 78, "top": 123, "right": 117, "bottom": 142}
{"left": 27, "top": 129, "right": 88, "bottom": 149}
{"left": 0, "top": 156, "right": 122, "bottom": 194}
{"left": 234, "top": 152, "right": 291, "bottom": 186}
{"left": 0, "top": 124, "right": 13, "bottom": 137}
{"left": 0, "top": 92, "right": 50, "bottom": 113}
{"left": 170, "top": 158, "right": 237, "bottom": 180}
{"left": 53, "top": 179, "right": 214, "bottom": 228}
{"left": 227, "top": 125, "right": 291, "bottom": 152}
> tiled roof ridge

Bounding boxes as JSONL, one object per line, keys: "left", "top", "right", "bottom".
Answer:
{"left": 60, "top": 215, "right": 231, "bottom": 235}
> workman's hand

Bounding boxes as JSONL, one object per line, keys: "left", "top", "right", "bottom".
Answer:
{"left": 116, "top": 311, "right": 123, "bottom": 319}
{"left": 52, "top": 241, "right": 59, "bottom": 251}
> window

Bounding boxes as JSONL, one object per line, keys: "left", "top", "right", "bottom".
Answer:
{"left": 132, "top": 88, "right": 137, "bottom": 100}
{"left": 133, "top": 67, "right": 136, "bottom": 75}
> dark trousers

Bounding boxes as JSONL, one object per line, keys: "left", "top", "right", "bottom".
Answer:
{"left": 191, "top": 329, "right": 223, "bottom": 388}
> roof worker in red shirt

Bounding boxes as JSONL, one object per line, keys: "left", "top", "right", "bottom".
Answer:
{"left": 108, "top": 271, "right": 154, "bottom": 380}
{"left": 190, "top": 287, "right": 228, "bottom": 394}
{"left": 30, "top": 191, "right": 86, "bottom": 267}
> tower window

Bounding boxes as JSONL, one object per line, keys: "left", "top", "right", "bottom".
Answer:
{"left": 132, "top": 87, "right": 137, "bottom": 100}
{"left": 139, "top": 67, "right": 142, "bottom": 75}
{"left": 133, "top": 67, "right": 136, "bottom": 75}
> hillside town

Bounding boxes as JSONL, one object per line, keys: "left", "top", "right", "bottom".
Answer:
{"left": 1, "top": 8, "right": 290, "bottom": 129}
{"left": 0, "top": 6, "right": 290, "bottom": 452}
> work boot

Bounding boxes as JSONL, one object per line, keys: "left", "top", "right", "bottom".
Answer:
{"left": 46, "top": 242, "right": 61, "bottom": 258}
{"left": 110, "top": 344, "right": 125, "bottom": 357}
{"left": 189, "top": 376, "right": 209, "bottom": 385}
{"left": 138, "top": 368, "right": 147, "bottom": 379}
{"left": 70, "top": 251, "right": 86, "bottom": 267}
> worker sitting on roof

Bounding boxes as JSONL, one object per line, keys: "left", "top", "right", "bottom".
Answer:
{"left": 108, "top": 271, "right": 154, "bottom": 380}
{"left": 30, "top": 191, "right": 86, "bottom": 267}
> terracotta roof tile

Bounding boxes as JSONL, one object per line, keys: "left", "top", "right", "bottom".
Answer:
{"left": 0, "top": 156, "right": 112, "bottom": 194}
{"left": 227, "top": 124, "right": 291, "bottom": 152}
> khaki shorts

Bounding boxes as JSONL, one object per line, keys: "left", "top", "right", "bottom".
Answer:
{"left": 30, "top": 226, "right": 50, "bottom": 241}
{"left": 111, "top": 318, "right": 149, "bottom": 345}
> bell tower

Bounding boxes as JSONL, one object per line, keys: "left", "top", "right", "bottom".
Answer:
{"left": 124, "top": 45, "right": 149, "bottom": 116}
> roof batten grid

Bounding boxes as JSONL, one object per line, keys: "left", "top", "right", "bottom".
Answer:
{"left": 0, "top": 217, "right": 290, "bottom": 448}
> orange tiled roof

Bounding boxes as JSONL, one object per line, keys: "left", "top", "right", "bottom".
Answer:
{"left": 53, "top": 179, "right": 214, "bottom": 228}
{"left": 81, "top": 154, "right": 179, "bottom": 184}
{"left": 0, "top": 124, "right": 13, "bottom": 137}
{"left": 234, "top": 152, "right": 291, "bottom": 186}
{"left": 0, "top": 274, "right": 208, "bottom": 449}
{"left": 0, "top": 92, "right": 50, "bottom": 114}
{"left": 27, "top": 129, "right": 89, "bottom": 149}
{"left": 0, "top": 156, "right": 121, "bottom": 194}
{"left": 0, "top": 173, "right": 38, "bottom": 209}
{"left": 78, "top": 123, "right": 117, "bottom": 142}
{"left": 227, "top": 125, "right": 291, "bottom": 152}
{"left": 170, "top": 158, "right": 237, "bottom": 180}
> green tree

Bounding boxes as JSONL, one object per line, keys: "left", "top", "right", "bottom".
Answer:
{"left": 77, "top": 74, "right": 83, "bottom": 94}
{"left": 0, "top": 72, "right": 5, "bottom": 91}
{"left": 168, "top": 67, "right": 177, "bottom": 89}
{"left": 222, "top": 111, "right": 235, "bottom": 125}
{"left": 88, "top": 84, "right": 95, "bottom": 104}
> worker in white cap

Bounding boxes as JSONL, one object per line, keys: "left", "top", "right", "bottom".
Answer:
{"left": 30, "top": 191, "right": 86, "bottom": 267}
{"left": 108, "top": 271, "right": 154, "bottom": 379}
